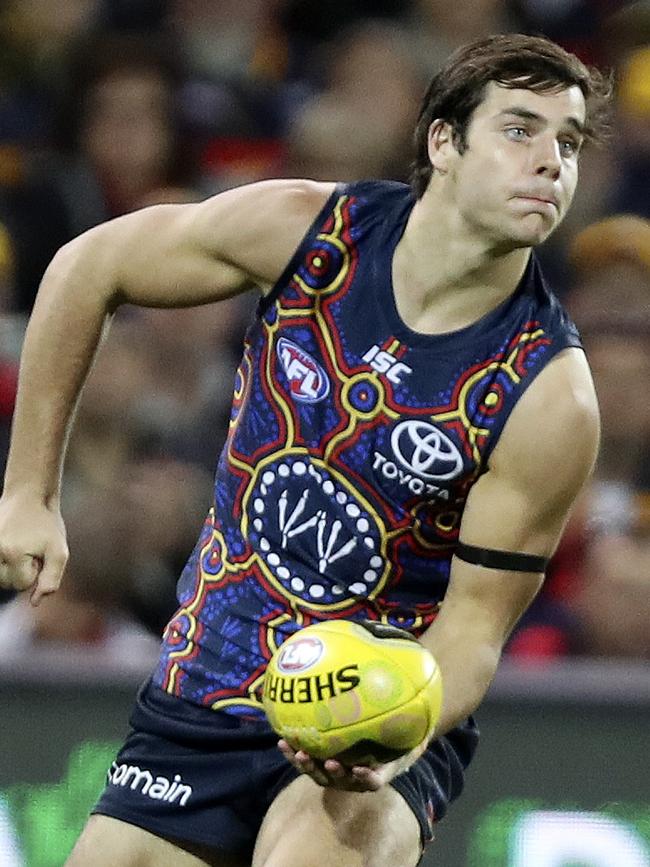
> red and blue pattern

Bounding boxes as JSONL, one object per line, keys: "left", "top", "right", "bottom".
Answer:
{"left": 154, "top": 181, "right": 581, "bottom": 716}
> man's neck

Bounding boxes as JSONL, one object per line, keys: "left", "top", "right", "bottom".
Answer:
{"left": 392, "top": 187, "right": 532, "bottom": 335}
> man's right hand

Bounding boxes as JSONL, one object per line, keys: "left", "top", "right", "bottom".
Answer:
{"left": 0, "top": 494, "right": 68, "bottom": 605}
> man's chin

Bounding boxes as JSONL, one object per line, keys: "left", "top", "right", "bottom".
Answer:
{"left": 508, "top": 215, "right": 557, "bottom": 248}
{"left": 493, "top": 228, "right": 550, "bottom": 254}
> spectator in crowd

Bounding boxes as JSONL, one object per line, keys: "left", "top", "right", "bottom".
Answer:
{"left": 406, "top": 0, "right": 517, "bottom": 74}
{"left": 123, "top": 456, "right": 214, "bottom": 635}
{"left": 1, "top": 0, "right": 102, "bottom": 98}
{"left": 169, "top": 0, "right": 288, "bottom": 84}
{"left": 558, "top": 215, "right": 650, "bottom": 600}
{"left": 286, "top": 21, "right": 424, "bottom": 183}
{"left": 507, "top": 214, "right": 650, "bottom": 660}
{"left": 111, "top": 301, "right": 249, "bottom": 470}
{"left": 46, "top": 33, "right": 193, "bottom": 236}
{"left": 169, "top": 0, "right": 293, "bottom": 165}
{"left": 62, "top": 316, "right": 154, "bottom": 494}
{"left": 571, "top": 530, "right": 650, "bottom": 659}
{"left": 511, "top": 0, "right": 616, "bottom": 66}
{"left": 60, "top": 305, "right": 242, "bottom": 634}
{"left": 0, "top": 30, "right": 73, "bottom": 316}
{"left": 611, "top": 45, "right": 650, "bottom": 218}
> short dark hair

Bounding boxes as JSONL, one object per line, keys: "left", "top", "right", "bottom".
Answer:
{"left": 410, "top": 34, "right": 613, "bottom": 198}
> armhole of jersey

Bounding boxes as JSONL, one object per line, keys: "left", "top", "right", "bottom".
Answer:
{"left": 481, "top": 334, "right": 585, "bottom": 468}
{"left": 256, "top": 182, "right": 346, "bottom": 317}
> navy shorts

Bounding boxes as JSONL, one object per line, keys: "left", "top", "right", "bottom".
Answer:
{"left": 93, "top": 680, "right": 479, "bottom": 859}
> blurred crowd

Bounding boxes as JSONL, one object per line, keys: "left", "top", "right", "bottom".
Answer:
{"left": 0, "top": 0, "right": 648, "bottom": 664}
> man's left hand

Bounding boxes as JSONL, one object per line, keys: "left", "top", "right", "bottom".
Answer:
{"left": 278, "top": 738, "right": 428, "bottom": 792}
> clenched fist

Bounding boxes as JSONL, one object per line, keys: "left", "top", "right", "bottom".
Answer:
{"left": 0, "top": 493, "right": 68, "bottom": 605}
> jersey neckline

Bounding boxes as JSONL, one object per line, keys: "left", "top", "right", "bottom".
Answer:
{"left": 371, "top": 188, "right": 535, "bottom": 351}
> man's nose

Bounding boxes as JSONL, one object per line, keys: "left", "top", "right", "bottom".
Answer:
{"left": 534, "top": 137, "right": 562, "bottom": 180}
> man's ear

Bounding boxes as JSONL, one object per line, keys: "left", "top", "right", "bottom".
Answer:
{"left": 427, "top": 120, "right": 456, "bottom": 174}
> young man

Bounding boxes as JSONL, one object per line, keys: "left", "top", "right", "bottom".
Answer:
{"left": 0, "top": 33, "right": 611, "bottom": 867}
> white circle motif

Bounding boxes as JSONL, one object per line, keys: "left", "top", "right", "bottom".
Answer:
{"left": 249, "top": 457, "right": 384, "bottom": 607}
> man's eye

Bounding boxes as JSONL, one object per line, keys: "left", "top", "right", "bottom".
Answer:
{"left": 505, "top": 127, "right": 528, "bottom": 141}
{"left": 560, "top": 139, "right": 580, "bottom": 156}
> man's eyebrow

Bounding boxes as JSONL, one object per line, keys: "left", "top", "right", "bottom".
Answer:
{"left": 498, "top": 106, "right": 586, "bottom": 136}
{"left": 564, "top": 116, "right": 586, "bottom": 136}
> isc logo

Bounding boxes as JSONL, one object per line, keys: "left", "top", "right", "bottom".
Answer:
{"left": 362, "top": 344, "right": 413, "bottom": 384}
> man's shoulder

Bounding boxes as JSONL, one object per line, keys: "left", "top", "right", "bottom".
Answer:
{"left": 213, "top": 178, "right": 337, "bottom": 217}
{"left": 337, "top": 179, "right": 412, "bottom": 209}
{"left": 492, "top": 347, "right": 599, "bottom": 492}
{"left": 210, "top": 178, "right": 411, "bottom": 225}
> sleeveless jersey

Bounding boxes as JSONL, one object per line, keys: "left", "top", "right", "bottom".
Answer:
{"left": 154, "top": 180, "right": 582, "bottom": 717}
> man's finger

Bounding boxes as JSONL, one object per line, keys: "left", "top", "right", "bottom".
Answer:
{"left": 277, "top": 740, "right": 294, "bottom": 760}
{"left": 1, "top": 554, "right": 40, "bottom": 592}
{"left": 351, "top": 765, "right": 383, "bottom": 791}
{"left": 29, "top": 555, "right": 65, "bottom": 607}
{"left": 0, "top": 560, "right": 9, "bottom": 589}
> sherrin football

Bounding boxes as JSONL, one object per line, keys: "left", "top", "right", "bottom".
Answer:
{"left": 262, "top": 619, "right": 443, "bottom": 764}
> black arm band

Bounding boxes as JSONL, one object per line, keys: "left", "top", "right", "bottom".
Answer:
{"left": 454, "top": 542, "right": 549, "bottom": 573}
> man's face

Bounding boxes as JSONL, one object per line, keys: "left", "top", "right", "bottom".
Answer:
{"left": 433, "top": 82, "right": 587, "bottom": 248}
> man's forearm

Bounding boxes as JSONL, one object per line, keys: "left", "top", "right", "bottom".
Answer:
{"left": 3, "top": 231, "right": 117, "bottom": 501}
{"left": 419, "top": 627, "right": 501, "bottom": 737}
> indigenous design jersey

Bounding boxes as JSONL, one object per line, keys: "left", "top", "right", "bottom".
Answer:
{"left": 154, "top": 180, "right": 581, "bottom": 716}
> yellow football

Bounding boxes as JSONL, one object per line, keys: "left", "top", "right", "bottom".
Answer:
{"left": 262, "top": 619, "right": 443, "bottom": 764}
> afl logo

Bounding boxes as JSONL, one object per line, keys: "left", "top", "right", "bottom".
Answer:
{"left": 277, "top": 337, "right": 330, "bottom": 403}
{"left": 277, "top": 636, "right": 324, "bottom": 673}
{"left": 391, "top": 420, "right": 464, "bottom": 481}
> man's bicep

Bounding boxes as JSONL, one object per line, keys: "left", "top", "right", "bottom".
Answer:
{"left": 433, "top": 468, "right": 552, "bottom": 653}
{"left": 459, "top": 348, "right": 600, "bottom": 557}
{"left": 98, "top": 179, "right": 335, "bottom": 308}
{"left": 457, "top": 458, "right": 564, "bottom": 558}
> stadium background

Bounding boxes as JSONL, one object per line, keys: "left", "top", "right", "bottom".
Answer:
{"left": 0, "top": 1, "right": 648, "bottom": 864}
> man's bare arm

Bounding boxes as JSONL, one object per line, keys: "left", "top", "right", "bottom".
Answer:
{"left": 280, "top": 348, "right": 600, "bottom": 792}
{"left": 4, "top": 179, "right": 333, "bottom": 497}
{"left": 419, "top": 348, "right": 600, "bottom": 736}
{"left": 0, "top": 179, "right": 334, "bottom": 600}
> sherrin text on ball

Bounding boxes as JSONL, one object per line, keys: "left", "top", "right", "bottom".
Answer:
{"left": 262, "top": 620, "right": 443, "bottom": 764}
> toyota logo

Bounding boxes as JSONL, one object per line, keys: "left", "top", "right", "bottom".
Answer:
{"left": 390, "top": 420, "right": 464, "bottom": 480}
